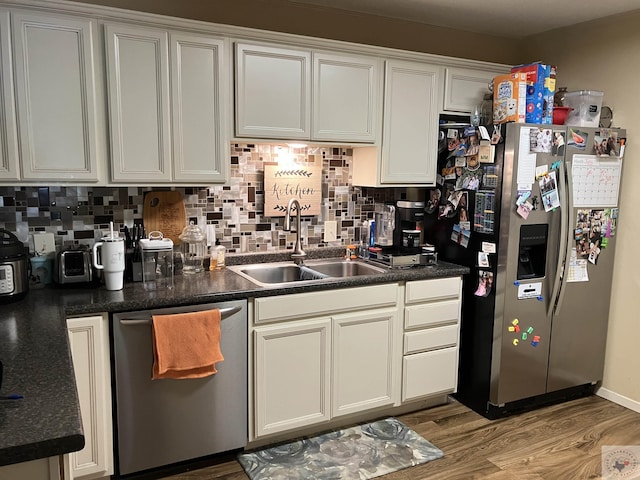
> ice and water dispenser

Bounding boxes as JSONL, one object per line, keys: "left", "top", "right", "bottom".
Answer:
{"left": 517, "top": 224, "right": 548, "bottom": 280}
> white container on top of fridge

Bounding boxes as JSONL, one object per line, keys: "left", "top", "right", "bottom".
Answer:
{"left": 563, "top": 90, "right": 604, "bottom": 127}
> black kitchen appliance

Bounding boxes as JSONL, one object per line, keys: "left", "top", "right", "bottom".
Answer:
{"left": 0, "top": 229, "right": 29, "bottom": 301}
{"left": 394, "top": 200, "right": 426, "bottom": 253}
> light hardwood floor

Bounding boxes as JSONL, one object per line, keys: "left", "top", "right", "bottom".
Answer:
{"left": 162, "top": 395, "right": 640, "bottom": 479}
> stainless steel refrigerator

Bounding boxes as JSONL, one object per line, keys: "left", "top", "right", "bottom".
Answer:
{"left": 424, "top": 121, "right": 626, "bottom": 418}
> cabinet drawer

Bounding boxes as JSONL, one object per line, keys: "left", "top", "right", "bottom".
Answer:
{"left": 255, "top": 283, "right": 398, "bottom": 324}
{"left": 404, "top": 324, "right": 458, "bottom": 354}
{"left": 402, "top": 347, "right": 458, "bottom": 402}
{"left": 405, "top": 277, "right": 461, "bottom": 304}
{"left": 404, "top": 299, "right": 460, "bottom": 330}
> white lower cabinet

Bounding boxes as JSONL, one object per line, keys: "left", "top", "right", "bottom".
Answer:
{"left": 0, "top": 457, "right": 62, "bottom": 480}
{"left": 254, "top": 317, "right": 332, "bottom": 436}
{"left": 401, "top": 277, "right": 462, "bottom": 402}
{"left": 251, "top": 284, "right": 401, "bottom": 439}
{"left": 65, "top": 314, "right": 113, "bottom": 480}
{"left": 332, "top": 308, "right": 400, "bottom": 417}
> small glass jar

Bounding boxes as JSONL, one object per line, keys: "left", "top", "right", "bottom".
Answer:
{"left": 179, "top": 222, "right": 206, "bottom": 274}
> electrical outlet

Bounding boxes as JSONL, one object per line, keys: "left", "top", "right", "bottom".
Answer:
{"left": 324, "top": 221, "right": 337, "bottom": 242}
{"left": 33, "top": 233, "right": 55, "bottom": 255}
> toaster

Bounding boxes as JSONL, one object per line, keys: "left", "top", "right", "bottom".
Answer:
{"left": 55, "top": 246, "right": 94, "bottom": 284}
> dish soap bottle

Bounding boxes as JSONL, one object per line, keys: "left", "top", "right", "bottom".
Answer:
{"left": 213, "top": 240, "right": 226, "bottom": 269}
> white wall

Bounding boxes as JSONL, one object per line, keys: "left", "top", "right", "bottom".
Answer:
{"left": 527, "top": 12, "right": 640, "bottom": 408}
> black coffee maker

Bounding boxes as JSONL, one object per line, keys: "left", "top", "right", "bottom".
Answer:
{"left": 394, "top": 201, "right": 425, "bottom": 253}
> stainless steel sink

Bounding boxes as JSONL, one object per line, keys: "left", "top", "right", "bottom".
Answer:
{"left": 229, "top": 259, "right": 387, "bottom": 287}
{"left": 304, "top": 259, "right": 386, "bottom": 277}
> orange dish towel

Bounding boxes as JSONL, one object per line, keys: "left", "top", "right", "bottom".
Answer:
{"left": 152, "top": 309, "right": 224, "bottom": 380}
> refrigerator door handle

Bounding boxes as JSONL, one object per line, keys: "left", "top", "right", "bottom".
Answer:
{"left": 548, "top": 157, "right": 573, "bottom": 318}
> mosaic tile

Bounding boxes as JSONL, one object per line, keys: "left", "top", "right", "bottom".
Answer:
{"left": 0, "top": 144, "right": 413, "bottom": 253}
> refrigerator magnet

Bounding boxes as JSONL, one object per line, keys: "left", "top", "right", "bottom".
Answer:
{"left": 517, "top": 201, "right": 533, "bottom": 219}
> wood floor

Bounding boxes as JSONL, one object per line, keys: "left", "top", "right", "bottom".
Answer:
{"left": 161, "top": 395, "right": 640, "bottom": 479}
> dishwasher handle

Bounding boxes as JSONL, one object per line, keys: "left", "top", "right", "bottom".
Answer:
{"left": 119, "top": 306, "right": 242, "bottom": 326}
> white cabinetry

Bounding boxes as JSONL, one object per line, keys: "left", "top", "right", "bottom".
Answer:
{"left": 352, "top": 59, "right": 440, "bottom": 186}
{"left": 254, "top": 317, "right": 332, "bottom": 436}
{"left": 235, "top": 43, "right": 310, "bottom": 140}
{"left": 443, "top": 66, "right": 499, "bottom": 113}
{"left": 66, "top": 314, "right": 113, "bottom": 480}
{"left": 332, "top": 308, "right": 399, "bottom": 417}
{"left": 251, "top": 284, "right": 400, "bottom": 439}
{"left": 235, "top": 43, "right": 381, "bottom": 143}
{"left": 105, "top": 23, "right": 229, "bottom": 183}
{"left": 11, "top": 11, "right": 100, "bottom": 182}
{"left": 402, "top": 277, "right": 462, "bottom": 402}
{"left": 312, "top": 51, "right": 380, "bottom": 142}
{"left": 0, "top": 458, "right": 62, "bottom": 480}
{"left": 0, "top": 9, "right": 19, "bottom": 181}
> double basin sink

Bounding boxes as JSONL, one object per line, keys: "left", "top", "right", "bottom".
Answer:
{"left": 229, "top": 258, "right": 388, "bottom": 287}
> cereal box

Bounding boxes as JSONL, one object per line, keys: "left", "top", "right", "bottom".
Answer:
{"left": 544, "top": 65, "right": 557, "bottom": 124}
{"left": 511, "top": 62, "right": 547, "bottom": 124}
{"left": 493, "top": 72, "right": 527, "bottom": 124}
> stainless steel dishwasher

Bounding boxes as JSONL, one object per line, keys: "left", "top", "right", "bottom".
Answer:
{"left": 111, "top": 299, "right": 247, "bottom": 478}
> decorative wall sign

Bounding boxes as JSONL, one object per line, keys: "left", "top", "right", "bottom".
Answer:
{"left": 264, "top": 163, "right": 322, "bottom": 216}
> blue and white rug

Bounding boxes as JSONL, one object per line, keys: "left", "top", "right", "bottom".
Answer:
{"left": 237, "top": 417, "right": 443, "bottom": 480}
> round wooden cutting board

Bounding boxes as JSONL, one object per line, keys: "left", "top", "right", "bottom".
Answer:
{"left": 142, "top": 191, "right": 187, "bottom": 245}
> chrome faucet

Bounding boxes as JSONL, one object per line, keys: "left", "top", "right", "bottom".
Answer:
{"left": 284, "top": 198, "right": 307, "bottom": 265}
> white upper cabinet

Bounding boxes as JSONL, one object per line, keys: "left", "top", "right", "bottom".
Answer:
{"left": 0, "top": 9, "right": 19, "bottom": 181}
{"left": 171, "top": 33, "right": 229, "bottom": 183}
{"left": 353, "top": 59, "right": 440, "bottom": 186}
{"left": 235, "top": 43, "right": 311, "bottom": 140}
{"left": 106, "top": 23, "right": 229, "bottom": 184}
{"left": 12, "top": 11, "right": 100, "bottom": 182}
{"left": 443, "top": 66, "right": 498, "bottom": 113}
{"left": 105, "top": 23, "right": 172, "bottom": 182}
{"left": 312, "top": 51, "right": 380, "bottom": 143}
{"left": 235, "top": 42, "right": 381, "bottom": 143}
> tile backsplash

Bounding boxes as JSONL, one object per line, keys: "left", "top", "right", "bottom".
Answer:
{"left": 0, "top": 144, "right": 407, "bottom": 254}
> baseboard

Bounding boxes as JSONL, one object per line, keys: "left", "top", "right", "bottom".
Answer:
{"left": 596, "top": 387, "right": 640, "bottom": 413}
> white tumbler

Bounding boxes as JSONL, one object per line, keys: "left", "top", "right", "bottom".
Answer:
{"left": 93, "top": 235, "right": 125, "bottom": 290}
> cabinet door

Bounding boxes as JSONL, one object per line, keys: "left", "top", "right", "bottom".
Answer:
{"left": 12, "top": 11, "right": 99, "bottom": 181}
{"left": 235, "top": 43, "right": 310, "bottom": 140}
{"left": 443, "top": 66, "right": 497, "bottom": 113}
{"left": 254, "top": 318, "right": 331, "bottom": 437}
{"left": 171, "top": 33, "right": 228, "bottom": 183}
{"left": 332, "top": 308, "right": 400, "bottom": 417}
{"left": 0, "top": 10, "right": 19, "bottom": 181}
{"left": 380, "top": 60, "right": 440, "bottom": 184}
{"left": 0, "top": 458, "right": 61, "bottom": 480}
{"left": 105, "top": 23, "right": 171, "bottom": 182}
{"left": 66, "top": 315, "right": 113, "bottom": 480}
{"left": 312, "top": 52, "right": 380, "bottom": 143}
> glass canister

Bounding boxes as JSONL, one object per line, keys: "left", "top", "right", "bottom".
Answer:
{"left": 139, "top": 231, "right": 174, "bottom": 290}
{"left": 179, "top": 222, "right": 206, "bottom": 274}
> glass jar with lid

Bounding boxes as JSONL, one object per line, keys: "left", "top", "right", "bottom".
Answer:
{"left": 178, "top": 221, "right": 206, "bottom": 274}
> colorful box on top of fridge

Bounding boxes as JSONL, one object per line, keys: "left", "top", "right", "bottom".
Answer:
{"left": 493, "top": 72, "right": 527, "bottom": 124}
{"left": 511, "top": 62, "right": 549, "bottom": 124}
{"left": 544, "top": 65, "right": 557, "bottom": 124}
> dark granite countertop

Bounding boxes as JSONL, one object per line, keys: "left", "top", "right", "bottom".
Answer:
{"left": 0, "top": 250, "right": 468, "bottom": 467}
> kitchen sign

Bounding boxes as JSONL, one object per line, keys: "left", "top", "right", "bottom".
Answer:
{"left": 264, "top": 163, "right": 321, "bottom": 216}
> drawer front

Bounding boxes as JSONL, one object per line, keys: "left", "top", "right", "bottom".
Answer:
{"left": 404, "top": 299, "right": 460, "bottom": 330}
{"left": 255, "top": 283, "right": 399, "bottom": 324}
{"left": 405, "top": 277, "right": 461, "bottom": 304}
{"left": 402, "top": 347, "right": 458, "bottom": 402}
{"left": 403, "top": 324, "right": 458, "bottom": 354}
